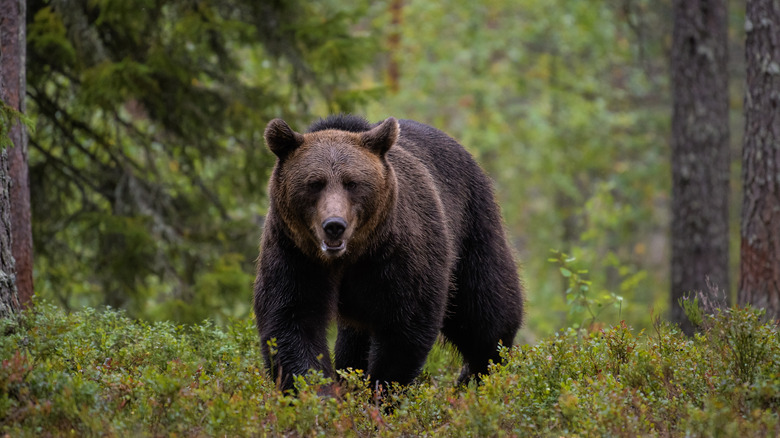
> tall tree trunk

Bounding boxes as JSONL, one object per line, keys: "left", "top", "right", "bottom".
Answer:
{"left": 670, "top": 0, "right": 730, "bottom": 334}
{"left": 0, "top": 149, "right": 19, "bottom": 318}
{"left": 0, "top": 0, "right": 32, "bottom": 308}
{"left": 738, "top": 0, "right": 780, "bottom": 320}
{"left": 387, "top": 0, "right": 402, "bottom": 94}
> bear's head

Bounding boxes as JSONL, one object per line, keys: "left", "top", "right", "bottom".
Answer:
{"left": 264, "top": 117, "right": 399, "bottom": 261}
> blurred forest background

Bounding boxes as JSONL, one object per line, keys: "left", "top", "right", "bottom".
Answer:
{"left": 22, "top": 0, "right": 747, "bottom": 338}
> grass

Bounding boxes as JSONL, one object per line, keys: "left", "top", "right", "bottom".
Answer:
{"left": 1, "top": 301, "right": 779, "bottom": 437}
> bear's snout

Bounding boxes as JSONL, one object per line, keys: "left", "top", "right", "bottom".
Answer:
{"left": 319, "top": 216, "right": 348, "bottom": 256}
{"left": 322, "top": 217, "right": 347, "bottom": 239}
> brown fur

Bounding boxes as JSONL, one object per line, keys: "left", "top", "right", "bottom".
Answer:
{"left": 254, "top": 115, "right": 523, "bottom": 391}
{"left": 272, "top": 125, "right": 397, "bottom": 263}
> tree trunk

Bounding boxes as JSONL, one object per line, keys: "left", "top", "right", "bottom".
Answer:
{"left": 0, "top": 149, "right": 19, "bottom": 318}
{"left": 738, "top": 0, "right": 780, "bottom": 320}
{"left": 0, "top": 0, "right": 32, "bottom": 308}
{"left": 387, "top": 0, "right": 403, "bottom": 94}
{"left": 670, "top": 0, "right": 730, "bottom": 334}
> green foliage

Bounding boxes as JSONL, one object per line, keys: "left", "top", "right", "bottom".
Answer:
{"left": 2, "top": 303, "right": 779, "bottom": 436}
{"left": 549, "top": 249, "right": 625, "bottom": 329}
{"left": 27, "top": 0, "right": 381, "bottom": 321}
{"left": 0, "top": 100, "right": 34, "bottom": 150}
{"left": 681, "top": 293, "right": 705, "bottom": 328}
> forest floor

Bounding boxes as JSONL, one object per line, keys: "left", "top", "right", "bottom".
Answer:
{"left": 1, "top": 302, "right": 778, "bottom": 437}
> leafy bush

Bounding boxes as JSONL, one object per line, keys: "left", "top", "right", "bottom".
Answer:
{"left": 1, "top": 302, "right": 778, "bottom": 436}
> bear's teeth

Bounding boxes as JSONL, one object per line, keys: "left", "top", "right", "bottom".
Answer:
{"left": 321, "top": 240, "right": 345, "bottom": 252}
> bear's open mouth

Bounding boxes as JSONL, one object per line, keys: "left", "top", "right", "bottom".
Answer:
{"left": 320, "top": 240, "right": 346, "bottom": 253}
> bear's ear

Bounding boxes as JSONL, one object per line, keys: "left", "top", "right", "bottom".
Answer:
{"left": 265, "top": 118, "right": 304, "bottom": 159}
{"left": 360, "top": 117, "right": 399, "bottom": 157}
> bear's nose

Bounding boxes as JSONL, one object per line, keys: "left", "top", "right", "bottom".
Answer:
{"left": 322, "top": 217, "right": 347, "bottom": 239}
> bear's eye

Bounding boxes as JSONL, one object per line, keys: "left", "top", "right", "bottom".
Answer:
{"left": 307, "top": 180, "right": 326, "bottom": 192}
{"left": 344, "top": 181, "right": 358, "bottom": 191}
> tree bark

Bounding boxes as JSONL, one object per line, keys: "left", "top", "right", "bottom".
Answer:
{"left": 0, "top": 149, "right": 19, "bottom": 318}
{"left": 387, "top": 0, "right": 403, "bottom": 94}
{"left": 670, "top": 0, "right": 730, "bottom": 334}
{"left": 738, "top": 0, "right": 780, "bottom": 320}
{"left": 0, "top": 0, "right": 32, "bottom": 307}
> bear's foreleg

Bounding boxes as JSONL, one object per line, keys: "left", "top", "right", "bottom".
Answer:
{"left": 258, "top": 309, "right": 333, "bottom": 392}
{"left": 334, "top": 323, "right": 371, "bottom": 373}
{"left": 254, "top": 238, "right": 336, "bottom": 392}
{"left": 367, "top": 325, "right": 439, "bottom": 387}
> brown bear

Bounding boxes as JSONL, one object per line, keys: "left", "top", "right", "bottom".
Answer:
{"left": 254, "top": 115, "right": 523, "bottom": 391}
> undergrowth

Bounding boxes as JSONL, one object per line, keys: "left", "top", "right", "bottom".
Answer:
{"left": 1, "top": 302, "right": 778, "bottom": 437}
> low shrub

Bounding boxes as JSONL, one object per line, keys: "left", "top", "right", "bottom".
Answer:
{"left": 1, "top": 302, "right": 778, "bottom": 436}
